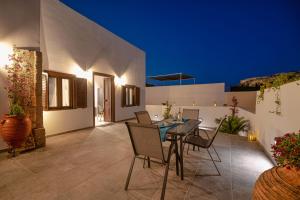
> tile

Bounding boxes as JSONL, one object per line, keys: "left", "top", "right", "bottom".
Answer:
{"left": 0, "top": 122, "right": 274, "bottom": 200}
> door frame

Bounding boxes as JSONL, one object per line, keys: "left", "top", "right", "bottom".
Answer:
{"left": 92, "top": 72, "right": 115, "bottom": 126}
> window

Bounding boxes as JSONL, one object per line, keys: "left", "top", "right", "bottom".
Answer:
{"left": 42, "top": 71, "right": 87, "bottom": 110}
{"left": 122, "top": 85, "right": 140, "bottom": 107}
{"left": 43, "top": 71, "right": 75, "bottom": 110}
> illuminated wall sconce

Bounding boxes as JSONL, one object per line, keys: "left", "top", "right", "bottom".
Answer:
{"left": 72, "top": 66, "right": 92, "bottom": 80}
{"left": 0, "top": 43, "right": 13, "bottom": 67}
{"left": 115, "top": 76, "right": 126, "bottom": 86}
{"left": 214, "top": 102, "right": 217, "bottom": 107}
{"left": 248, "top": 131, "right": 257, "bottom": 141}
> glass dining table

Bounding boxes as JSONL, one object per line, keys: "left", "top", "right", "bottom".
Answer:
{"left": 163, "top": 119, "right": 202, "bottom": 180}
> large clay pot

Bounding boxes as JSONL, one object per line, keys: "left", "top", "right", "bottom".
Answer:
{"left": 253, "top": 166, "right": 300, "bottom": 200}
{"left": 0, "top": 114, "right": 32, "bottom": 148}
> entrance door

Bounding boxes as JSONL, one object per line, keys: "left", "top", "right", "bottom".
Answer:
{"left": 93, "top": 72, "right": 115, "bottom": 127}
{"left": 104, "top": 77, "right": 111, "bottom": 122}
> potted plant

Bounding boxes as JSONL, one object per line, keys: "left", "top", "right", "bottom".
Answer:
{"left": 162, "top": 101, "right": 172, "bottom": 119}
{"left": 253, "top": 131, "right": 300, "bottom": 199}
{"left": 0, "top": 47, "right": 33, "bottom": 155}
{"left": 215, "top": 96, "right": 250, "bottom": 135}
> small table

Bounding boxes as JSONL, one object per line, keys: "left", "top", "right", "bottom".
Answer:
{"left": 167, "top": 119, "right": 201, "bottom": 180}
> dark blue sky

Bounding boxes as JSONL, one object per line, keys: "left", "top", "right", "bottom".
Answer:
{"left": 61, "top": 0, "right": 300, "bottom": 86}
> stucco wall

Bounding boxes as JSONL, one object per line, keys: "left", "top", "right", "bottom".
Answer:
{"left": 40, "top": 0, "right": 145, "bottom": 135}
{"left": 0, "top": 0, "right": 41, "bottom": 150}
{"left": 146, "top": 83, "right": 225, "bottom": 106}
{"left": 0, "top": 0, "right": 145, "bottom": 142}
{"left": 254, "top": 80, "right": 300, "bottom": 157}
{"left": 0, "top": 0, "right": 40, "bottom": 48}
{"left": 226, "top": 91, "right": 257, "bottom": 113}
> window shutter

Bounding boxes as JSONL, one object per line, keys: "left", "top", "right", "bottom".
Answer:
{"left": 134, "top": 87, "right": 140, "bottom": 106}
{"left": 75, "top": 78, "right": 87, "bottom": 108}
{"left": 121, "top": 86, "right": 126, "bottom": 107}
{"left": 42, "top": 73, "right": 48, "bottom": 110}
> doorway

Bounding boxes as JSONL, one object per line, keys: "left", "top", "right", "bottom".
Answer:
{"left": 93, "top": 72, "right": 115, "bottom": 127}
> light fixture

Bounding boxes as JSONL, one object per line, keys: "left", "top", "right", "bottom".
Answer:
{"left": 115, "top": 76, "right": 126, "bottom": 86}
{"left": 72, "top": 65, "right": 92, "bottom": 80}
{"left": 0, "top": 42, "right": 13, "bottom": 67}
{"left": 248, "top": 131, "right": 257, "bottom": 141}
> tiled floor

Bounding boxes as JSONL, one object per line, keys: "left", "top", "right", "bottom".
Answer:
{"left": 0, "top": 123, "right": 274, "bottom": 200}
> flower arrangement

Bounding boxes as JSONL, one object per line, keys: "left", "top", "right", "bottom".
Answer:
{"left": 4, "top": 47, "right": 34, "bottom": 116}
{"left": 272, "top": 131, "right": 300, "bottom": 169}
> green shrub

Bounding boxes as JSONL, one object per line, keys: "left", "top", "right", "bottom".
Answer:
{"left": 9, "top": 103, "right": 25, "bottom": 117}
{"left": 216, "top": 116, "right": 250, "bottom": 135}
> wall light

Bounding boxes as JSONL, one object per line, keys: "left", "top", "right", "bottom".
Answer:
{"left": 0, "top": 42, "right": 13, "bottom": 67}
{"left": 115, "top": 76, "right": 126, "bottom": 86}
{"left": 72, "top": 65, "right": 92, "bottom": 81}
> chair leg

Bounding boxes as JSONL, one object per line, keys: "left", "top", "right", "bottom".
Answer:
{"left": 207, "top": 149, "right": 220, "bottom": 176}
{"left": 143, "top": 155, "right": 146, "bottom": 168}
{"left": 211, "top": 144, "right": 221, "bottom": 162}
{"left": 161, "top": 143, "right": 174, "bottom": 200}
{"left": 187, "top": 144, "right": 190, "bottom": 155}
{"left": 147, "top": 156, "right": 151, "bottom": 168}
{"left": 125, "top": 156, "right": 136, "bottom": 190}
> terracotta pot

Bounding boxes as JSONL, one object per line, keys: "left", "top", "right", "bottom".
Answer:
{"left": 253, "top": 166, "right": 300, "bottom": 200}
{"left": 0, "top": 114, "right": 32, "bottom": 148}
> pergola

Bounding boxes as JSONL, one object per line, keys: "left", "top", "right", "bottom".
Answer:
{"left": 147, "top": 73, "right": 196, "bottom": 85}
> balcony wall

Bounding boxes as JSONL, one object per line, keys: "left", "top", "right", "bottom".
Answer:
{"left": 146, "top": 83, "right": 226, "bottom": 106}
{"left": 254, "top": 80, "right": 300, "bottom": 157}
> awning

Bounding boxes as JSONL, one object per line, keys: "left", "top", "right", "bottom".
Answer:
{"left": 148, "top": 73, "right": 194, "bottom": 81}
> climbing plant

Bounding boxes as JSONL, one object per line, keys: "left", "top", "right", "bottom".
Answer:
{"left": 257, "top": 72, "right": 300, "bottom": 115}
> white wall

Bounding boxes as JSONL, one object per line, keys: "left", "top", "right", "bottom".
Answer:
{"left": 0, "top": 0, "right": 41, "bottom": 150}
{"left": 40, "top": 0, "right": 145, "bottom": 135}
{"left": 226, "top": 91, "right": 257, "bottom": 113}
{"left": 0, "top": 0, "right": 145, "bottom": 140}
{"left": 146, "top": 83, "right": 225, "bottom": 106}
{"left": 254, "top": 80, "right": 300, "bottom": 157}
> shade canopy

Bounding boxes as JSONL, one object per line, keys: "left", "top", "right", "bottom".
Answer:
{"left": 148, "top": 73, "right": 194, "bottom": 81}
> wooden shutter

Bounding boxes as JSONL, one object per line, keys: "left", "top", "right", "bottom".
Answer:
{"left": 134, "top": 87, "right": 140, "bottom": 106}
{"left": 121, "top": 86, "right": 126, "bottom": 107}
{"left": 42, "top": 73, "right": 48, "bottom": 110}
{"left": 75, "top": 78, "right": 87, "bottom": 108}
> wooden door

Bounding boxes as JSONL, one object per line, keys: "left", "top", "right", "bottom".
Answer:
{"left": 104, "top": 78, "right": 111, "bottom": 122}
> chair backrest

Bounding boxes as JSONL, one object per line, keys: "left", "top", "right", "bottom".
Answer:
{"left": 182, "top": 109, "right": 199, "bottom": 120}
{"left": 207, "top": 117, "right": 226, "bottom": 148}
{"left": 135, "top": 111, "right": 152, "bottom": 125}
{"left": 125, "top": 122, "right": 165, "bottom": 161}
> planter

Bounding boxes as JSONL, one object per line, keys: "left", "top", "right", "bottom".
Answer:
{"left": 0, "top": 114, "right": 32, "bottom": 148}
{"left": 253, "top": 166, "right": 300, "bottom": 200}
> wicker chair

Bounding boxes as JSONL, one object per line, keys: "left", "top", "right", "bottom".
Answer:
{"left": 125, "top": 122, "right": 175, "bottom": 200}
{"left": 184, "top": 117, "right": 226, "bottom": 176}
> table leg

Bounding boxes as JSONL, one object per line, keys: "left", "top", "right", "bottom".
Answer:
{"left": 174, "top": 136, "right": 179, "bottom": 176}
{"left": 180, "top": 136, "right": 184, "bottom": 180}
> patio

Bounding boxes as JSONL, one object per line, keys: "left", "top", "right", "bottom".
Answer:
{"left": 0, "top": 122, "right": 273, "bottom": 200}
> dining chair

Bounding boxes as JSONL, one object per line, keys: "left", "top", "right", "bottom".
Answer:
{"left": 134, "top": 111, "right": 156, "bottom": 167}
{"left": 135, "top": 111, "right": 153, "bottom": 125}
{"left": 125, "top": 122, "right": 175, "bottom": 200}
{"left": 183, "top": 117, "right": 226, "bottom": 176}
{"left": 182, "top": 108, "right": 199, "bottom": 120}
{"left": 182, "top": 109, "right": 200, "bottom": 151}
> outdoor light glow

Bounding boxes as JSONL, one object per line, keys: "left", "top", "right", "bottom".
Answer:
{"left": 0, "top": 42, "right": 13, "bottom": 67}
{"left": 115, "top": 76, "right": 126, "bottom": 86}
{"left": 72, "top": 65, "right": 92, "bottom": 80}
